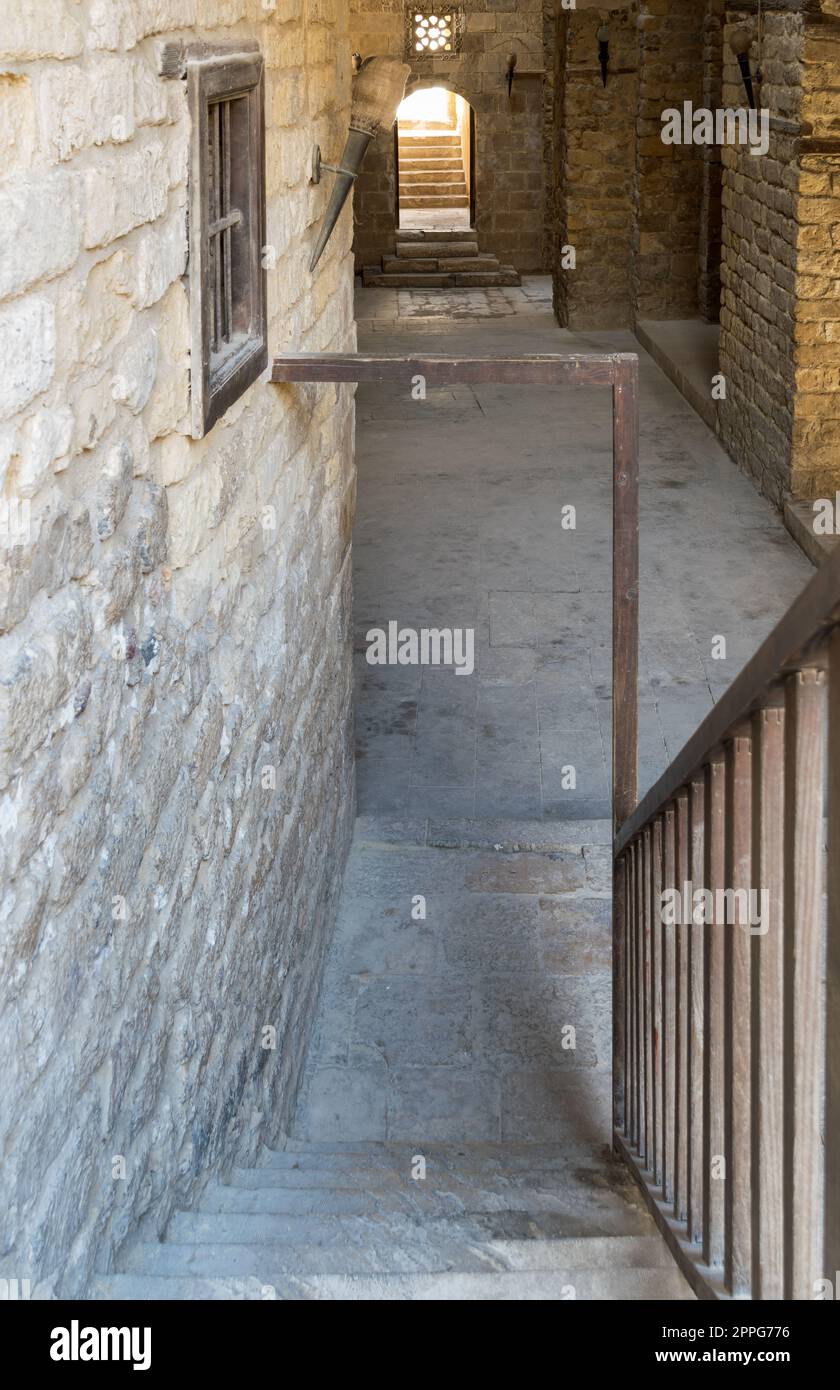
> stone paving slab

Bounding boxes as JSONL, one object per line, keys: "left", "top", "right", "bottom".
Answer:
{"left": 353, "top": 281, "right": 813, "bottom": 819}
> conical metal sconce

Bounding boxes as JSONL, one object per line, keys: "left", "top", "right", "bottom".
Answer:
{"left": 597, "top": 25, "right": 610, "bottom": 88}
{"left": 729, "top": 26, "right": 757, "bottom": 109}
{"left": 309, "top": 55, "right": 410, "bottom": 271}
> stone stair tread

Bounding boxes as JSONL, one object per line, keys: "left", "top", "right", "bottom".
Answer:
{"left": 162, "top": 1205, "right": 653, "bottom": 1249}
{"left": 400, "top": 198, "right": 470, "bottom": 208}
{"left": 274, "top": 1268, "right": 696, "bottom": 1301}
{"left": 93, "top": 1265, "right": 693, "bottom": 1301}
{"left": 197, "top": 1181, "right": 644, "bottom": 1219}
{"left": 396, "top": 229, "right": 477, "bottom": 241}
{"left": 395, "top": 241, "right": 479, "bottom": 258}
{"left": 382, "top": 256, "right": 499, "bottom": 275}
{"left": 120, "top": 1222, "right": 665, "bottom": 1280}
{"left": 362, "top": 271, "right": 457, "bottom": 288}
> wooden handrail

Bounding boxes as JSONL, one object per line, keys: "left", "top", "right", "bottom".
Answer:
{"left": 613, "top": 527, "right": 840, "bottom": 1300}
{"left": 615, "top": 539, "right": 840, "bottom": 857}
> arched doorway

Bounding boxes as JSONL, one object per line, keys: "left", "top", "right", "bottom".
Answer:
{"left": 394, "top": 86, "right": 474, "bottom": 232}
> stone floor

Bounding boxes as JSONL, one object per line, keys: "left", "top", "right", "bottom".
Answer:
{"left": 295, "top": 816, "right": 615, "bottom": 1145}
{"left": 352, "top": 278, "right": 813, "bottom": 821}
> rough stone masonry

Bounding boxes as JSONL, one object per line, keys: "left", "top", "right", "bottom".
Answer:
{"left": 0, "top": 0, "right": 357, "bottom": 1295}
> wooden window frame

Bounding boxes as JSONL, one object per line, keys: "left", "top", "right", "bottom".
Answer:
{"left": 187, "top": 51, "right": 267, "bottom": 438}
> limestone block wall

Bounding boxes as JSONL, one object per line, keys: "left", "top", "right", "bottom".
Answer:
{"left": 0, "top": 0, "right": 356, "bottom": 1295}
{"left": 553, "top": 3, "right": 639, "bottom": 330}
{"left": 349, "top": 0, "right": 548, "bottom": 272}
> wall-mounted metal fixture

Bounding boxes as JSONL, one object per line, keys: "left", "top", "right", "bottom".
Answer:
{"left": 309, "top": 55, "right": 409, "bottom": 271}
{"left": 729, "top": 26, "right": 757, "bottom": 109}
{"left": 506, "top": 51, "right": 517, "bottom": 98}
{"left": 351, "top": 51, "right": 363, "bottom": 73}
{"left": 597, "top": 25, "right": 610, "bottom": 87}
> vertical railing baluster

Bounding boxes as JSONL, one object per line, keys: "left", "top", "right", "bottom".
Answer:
{"left": 752, "top": 697, "right": 785, "bottom": 1299}
{"left": 643, "top": 825, "right": 654, "bottom": 1171}
{"left": 613, "top": 853, "right": 627, "bottom": 1139}
{"left": 628, "top": 840, "right": 637, "bottom": 1150}
{"left": 825, "top": 634, "right": 840, "bottom": 1289}
{"left": 652, "top": 814, "right": 664, "bottom": 1189}
{"left": 784, "top": 667, "right": 827, "bottom": 1301}
{"left": 704, "top": 753, "right": 726, "bottom": 1271}
{"left": 688, "top": 775, "right": 706, "bottom": 1247}
{"left": 663, "top": 802, "right": 677, "bottom": 1205}
{"left": 725, "top": 722, "right": 754, "bottom": 1295}
{"left": 636, "top": 833, "right": 647, "bottom": 1162}
{"left": 675, "top": 789, "right": 689, "bottom": 1224}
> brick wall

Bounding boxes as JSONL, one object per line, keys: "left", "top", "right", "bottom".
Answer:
{"left": 0, "top": 0, "right": 356, "bottom": 1295}
{"left": 632, "top": 0, "right": 707, "bottom": 319}
{"left": 553, "top": 3, "right": 639, "bottom": 330}
{"left": 718, "top": 5, "right": 805, "bottom": 504}
{"left": 790, "top": 12, "right": 840, "bottom": 497}
{"left": 349, "top": 0, "right": 548, "bottom": 273}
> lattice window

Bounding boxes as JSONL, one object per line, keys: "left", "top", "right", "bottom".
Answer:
{"left": 186, "top": 51, "right": 267, "bottom": 437}
{"left": 405, "top": 8, "right": 463, "bottom": 59}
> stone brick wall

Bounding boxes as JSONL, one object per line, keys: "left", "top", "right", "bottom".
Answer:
{"left": 718, "top": 5, "right": 805, "bottom": 503}
{"left": 0, "top": 0, "right": 356, "bottom": 1295}
{"left": 349, "top": 0, "right": 548, "bottom": 272}
{"left": 790, "top": 11, "right": 840, "bottom": 497}
{"left": 698, "top": 0, "right": 724, "bottom": 320}
{"left": 553, "top": 3, "right": 639, "bottom": 330}
{"left": 632, "top": 0, "right": 707, "bottom": 319}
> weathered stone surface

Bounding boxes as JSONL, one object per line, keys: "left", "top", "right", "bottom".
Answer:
{"left": 0, "top": 0, "right": 356, "bottom": 1301}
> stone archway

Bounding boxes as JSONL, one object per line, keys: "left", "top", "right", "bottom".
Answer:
{"left": 395, "top": 84, "right": 475, "bottom": 232}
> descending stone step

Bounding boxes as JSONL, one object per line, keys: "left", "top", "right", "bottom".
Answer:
{"left": 94, "top": 1265, "right": 694, "bottom": 1301}
{"left": 259, "top": 1268, "right": 696, "bottom": 1301}
{"left": 195, "top": 1178, "right": 646, "bottom": 1220}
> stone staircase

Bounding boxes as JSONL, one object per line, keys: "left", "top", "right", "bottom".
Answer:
{"left": 398, "top": 128, "right": 468, "bottom": 212}
{"left": 92, "top": 1140, "right": 694, "bottom": 1299}
{"left": 91, "top": 824, "right": 694, "bottom": 1301}
{"left": 362, "top": 229, "right": 521, "bottom": 290}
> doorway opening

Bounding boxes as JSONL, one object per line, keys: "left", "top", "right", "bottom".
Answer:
{"left": 395, "top": 86, "right": 474, "bottom": 233}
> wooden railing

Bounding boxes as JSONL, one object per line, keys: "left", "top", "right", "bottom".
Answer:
{"left": 613, "top": 541, "right": 840, "bottom": 1300}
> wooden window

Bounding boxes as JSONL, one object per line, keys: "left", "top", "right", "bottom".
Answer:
{"left": 187, "top": 51, "right": 267, "bottom": 437}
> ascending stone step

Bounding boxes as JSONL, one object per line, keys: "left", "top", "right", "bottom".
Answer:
{"left": 361, "top": 268, "right": 521, "bottom": 289}
{"left": 396, "top": 229, "right": 477, "bottom": 242}
{"left": 382, "top": 255, "right": 500, "bottom": 275}
{"left": 400, "top": 169, "right": 465, "bottom": 185}
{"left": 399, "top": 158, "right": 464, "bottom": 172}
{"left": 400, "top": 184, "right": 467, "bottom": 202}
{"left": 361, "top": 269, "right": 457, "bottom": 288}
{"left": 395, "top": 240, "right": 479, "bottom": 258}
{"left": 399, "top": 136, "right": 460, "bottom": 152}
